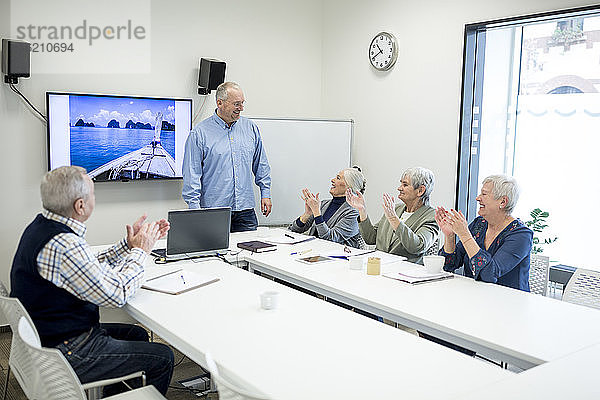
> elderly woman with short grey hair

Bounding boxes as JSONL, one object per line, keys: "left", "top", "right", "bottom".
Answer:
{"left": 435, "top": 175, "right": 533, "bottom": 291}
{"left": 347, "top": 167, "right": 439, "bottom": 264}
{"left": 290, "top": 166, "right": 367, "bottom": 248}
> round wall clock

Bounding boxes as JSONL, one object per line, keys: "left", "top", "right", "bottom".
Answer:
{"left": 369, "top": 31, "right": 398, "bottom": 71}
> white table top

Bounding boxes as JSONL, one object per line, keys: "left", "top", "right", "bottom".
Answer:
{"left": 456, "top": 343, "right": 600, "bottom": 399}
{"left": 127, "top": 259, "right": 511, "bottom": 400}
{"left": 230, "top": 229, "right": 600, "bottom": 369}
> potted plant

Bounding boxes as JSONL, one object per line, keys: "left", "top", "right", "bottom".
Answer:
{"left": 524, "top": 208, "right": 558, "bottom": 254}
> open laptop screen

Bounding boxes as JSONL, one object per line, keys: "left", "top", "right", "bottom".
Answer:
{"left": 166, "top": 207, "right": 231, "bottom": 257}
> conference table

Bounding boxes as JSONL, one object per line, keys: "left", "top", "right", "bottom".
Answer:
{"left": 227, "top": 229, "right": 600, "bottom": 370}
{"left": 97, "top": 226, "right": 600, "bottom": 398}
{"left": 124, "top": 257, "right": 511, "bottom": 399}
{"left": 454, "top": 342, "right": 600, "bottom": 399}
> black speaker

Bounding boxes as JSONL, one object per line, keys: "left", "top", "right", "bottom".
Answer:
{"left": 198, "top": 58, "right": 226, "bottom": 95}
{"left": 2, "top": 39, "right": 31, "bottom": 84}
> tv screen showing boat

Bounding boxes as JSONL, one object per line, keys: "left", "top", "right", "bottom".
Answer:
{"left": 47, "top": 92, "right": 193, "bottom": 182}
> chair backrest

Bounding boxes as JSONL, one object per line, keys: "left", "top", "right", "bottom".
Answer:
{"left": 0, "top": 280, "right": 9, "bottom": 297}
{"left": 563, "top": 268, "right": 600, "bottom": 310}
{"left": 0, "top": 295, "right": 42, "bottom": 398}
{"left": 0, "top": 295, "right": 41, "bottom": 344}
{"left": 204, "top": 352, "right": 271, "bottom": 400}
{"left": 529, "top": 254, "right": 549, "bottom": 296}
{"left": 17, "top": 317, "right": 88, "bottom": 400}
{"left": 424, "top": 238, "right": 440, "bottom": 257}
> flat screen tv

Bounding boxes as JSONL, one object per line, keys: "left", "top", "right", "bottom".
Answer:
{"left": 47, "top": 92, "right": 193, "bottom": 182}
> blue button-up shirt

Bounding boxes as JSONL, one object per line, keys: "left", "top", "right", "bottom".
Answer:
{"left": 182, "top": 111, "right": 271, "bottom": 211}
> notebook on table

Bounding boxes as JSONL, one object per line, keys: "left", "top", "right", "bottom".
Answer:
{"left": 142, "top": 269, "right": 220, "bottom": 295}
{"left": 383, "top": 267, "right": 453, "bottom": 285}
{"left": 237, "top": 240, "right": 277, "bottom": 253}
{"left": 152, "top": 207, "right": 231, "bottom": 261}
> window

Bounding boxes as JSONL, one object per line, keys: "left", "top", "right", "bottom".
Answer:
{"left": 457, "top": 6, "right": 600, "bottom": 268}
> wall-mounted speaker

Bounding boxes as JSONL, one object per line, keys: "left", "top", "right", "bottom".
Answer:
{"left": 198, "top": 58, "right": 226, "bottom": 95}
{"left": 2, "top": 39, "right": 31, "bottom": 84}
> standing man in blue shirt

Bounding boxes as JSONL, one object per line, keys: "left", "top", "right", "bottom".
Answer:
{"left": 182, "top": 82, "right": 272, "bottom": 232}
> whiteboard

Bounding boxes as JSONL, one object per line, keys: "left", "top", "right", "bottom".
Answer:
{"left": 250, "top": 118, "right": 353, "bottom": 225}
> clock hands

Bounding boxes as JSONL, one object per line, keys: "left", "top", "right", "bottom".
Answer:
{"left": 371, "top": 44, "right": 384, "bottom": 61}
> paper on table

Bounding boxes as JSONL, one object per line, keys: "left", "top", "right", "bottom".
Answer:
{"left": 324, "top": 248, "right": 375, "bottom": 258}
{"left": 383, "top": 266, "right": 453, "bottom": 284}
{"left": 142, "top": 269, "right": 220, "bottom": 295}
{"left": 144, "top": 266, "right": 183, "bottom": 282}
{"left": 371, "top": 251, "right": 407, "bottom": 265}
{"left": 264, "top": 235, "right": 316, "bottom": 245}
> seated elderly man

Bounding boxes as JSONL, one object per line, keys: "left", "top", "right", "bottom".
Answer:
{"left": 290, "top": 166, "right": 366, "bottom": 248}
{"left": 347, "top": 167, "right": 438, "bottom": 264}
{"left": 10, "top": 166, "right": 174, "bottom": 396}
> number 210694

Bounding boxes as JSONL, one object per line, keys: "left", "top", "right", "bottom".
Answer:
{"left": 31, "top": 43, "right": 74, "bottom": 52}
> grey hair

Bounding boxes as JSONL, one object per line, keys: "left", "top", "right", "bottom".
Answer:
{"left": 482, "top": 175, "right": 520, "bottom": 214}
{"left": 40, "top": 166, "right": 91, "bottom": 217}
{"left": 402, "top": 167, "right": 435, "bottom": 205}
{"left": 215, "top": 82, "right": 241, "bottom": 102}
{"left": 342, "top": 166, "right": 366, "bottom": 194}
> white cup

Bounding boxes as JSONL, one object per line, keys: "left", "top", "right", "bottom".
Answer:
{"left": 349, "top": 257, "right": 364, "bottom": 270}
{"left": 260, "top": 291, "right": 279, "bottom": 310}
{"left": 256, "top": 227, "right": 269, "bottom": 238}
{"left": 423, "top": 255, "right": 445, "bottom": 274}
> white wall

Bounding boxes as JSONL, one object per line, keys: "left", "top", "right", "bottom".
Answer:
{"left": 1, "top": 0, "right": 598, "bottom": 289}
{"left": 0, "top": 0, "right": 323, "bottom": 286}
{"left": 321, "top": 0, "right": 597, "bottom": 219}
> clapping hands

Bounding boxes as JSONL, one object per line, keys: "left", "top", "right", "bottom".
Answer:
{"left": 381, "top": 193, "right": 401, "bottom": 230}
{"left": 435, "top": 207, "right": 469, "bottom": 239}
{"left": 382, "top": 193, "right": 397, "bottom": 220}
{"left": 345, "top": 188, "right": 365, "bottom": 211}
{"left": 126, "top": 214, "right": 170, "bottom": 253}
{"left": 301, "top": 188, "right": 321, "bottom": 216}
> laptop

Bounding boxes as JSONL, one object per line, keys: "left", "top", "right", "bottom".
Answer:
{"left": 152, "top": 207, "right": 231, "bottom": 261}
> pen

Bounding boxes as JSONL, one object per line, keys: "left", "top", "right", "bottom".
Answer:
{"left": 180, "top": 275, "right": 186, "bottom": 285}
{"left": 285, "top": 233, "right": 294, "bottom": 239}
{"left": 291, "top": 249, "right": 312, "bottom": 256}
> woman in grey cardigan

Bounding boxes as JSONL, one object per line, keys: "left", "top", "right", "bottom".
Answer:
{"left": 289, "top": 167, "right": 366, "bottom": 249}
{"left": 346, "top": 167, "right": 439, "bottom": 264}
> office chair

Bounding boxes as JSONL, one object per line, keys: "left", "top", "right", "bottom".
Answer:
{"left": 529, "top": 254, "right": 549, "bottom": 296}
{"left": 0, "top": 292, "right": 152, "bottom": 400}
{"left": 563, "top": 268, "right": 600, "bottom": 310}
{"left": 424, "top": 238, "right": 440, "bottom": 257}
{"left": 204, "top": 352, "right": 271, "bottom": 400}
{"left": 16, "top": 317, "right": 165, "bottom": 400}
{"left": 0, "top": 291, "right": 41, "bottom": 400}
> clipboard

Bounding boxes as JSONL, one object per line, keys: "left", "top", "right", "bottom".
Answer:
{"left": 142, "top": 269, "right": 220, "bottom": 295}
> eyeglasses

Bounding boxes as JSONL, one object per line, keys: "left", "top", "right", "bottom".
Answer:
{"left": 226, "top": 100, "right": 245, "bottom": 108}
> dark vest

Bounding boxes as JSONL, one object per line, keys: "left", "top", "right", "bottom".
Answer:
{"left": 10, "top": 214, "right": 99, "bottom": 347}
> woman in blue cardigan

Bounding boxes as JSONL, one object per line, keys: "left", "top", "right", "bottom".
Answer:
{"left": 436, "top": 175, "right": 533, "bottom": 291}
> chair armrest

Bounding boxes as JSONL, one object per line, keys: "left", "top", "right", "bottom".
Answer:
{"left": 81, "top": 370, "right": 146, "bottom": 391}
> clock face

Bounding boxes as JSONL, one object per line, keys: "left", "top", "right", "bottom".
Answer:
{"left": 369, "top": 32, "right": 398, "bottom": 71}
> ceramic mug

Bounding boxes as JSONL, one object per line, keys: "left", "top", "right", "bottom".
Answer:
{"left": 423, "top": 255, "right": 445, "bottom": 274}
{"left": 260, "top": 291, "right": 279, "bottom": 310}
{"left": 349, "top": 257, "right": 365, "bottom": 270}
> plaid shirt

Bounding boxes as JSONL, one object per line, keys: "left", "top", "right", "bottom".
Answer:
{"left": 36, "top": 210, "right": 147, "bottom": 308}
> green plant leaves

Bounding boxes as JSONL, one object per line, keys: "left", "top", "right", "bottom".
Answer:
{"left": 524, "top": 208, "right": 558, "bottom": 254}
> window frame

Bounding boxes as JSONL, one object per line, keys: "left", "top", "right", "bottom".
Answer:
{"left": 456, "top": 4, "right": 600, "bottom": 219}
